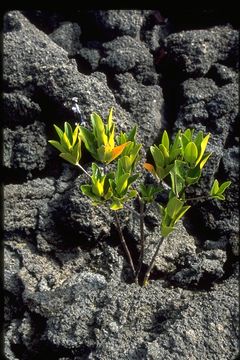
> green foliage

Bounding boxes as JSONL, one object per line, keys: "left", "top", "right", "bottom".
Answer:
{"left": 160, "top": 196, "right": 191, "bottom": 237}
{"left": 49, "top": 108, "right": 232, "bottom": 285}
{"left": 144, "top": 129, "right": 212, "bottom": 197}
{"left": 81, "top": 161, "right": 138, "bottom": 210}
{"left": 80, "top": 107, "right": 130, "bottom": 164}
{"left": 48, "top": 122, "right": 81, "bottom": 165}
{"left": 210, "top": 179, "right": 232, "bottom": 200}
{"left": 140, "top": 184, "right": 161, "bottom": 203}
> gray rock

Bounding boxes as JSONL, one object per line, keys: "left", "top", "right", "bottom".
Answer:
{"left": 93, "top": 10, "right": 144, "bottom": 39}
{"left": 209, "top": 63, "right": 238, "bottom": 85}
{"left": 144, "top": 23, "right": 171, "bottom": 52}
{"left": 21, "top": 268, "right": 238, "bottom": 359}
{"left": 57, "top": 174, "right": 111, "bottom": 247}
{"left": 4, "top": 177, "right": 55, "bottom": 235}
{"left": 165, "top": 26, "right": 238, "bottom": 75}
{"left": 4, "top": 121, "right": 47, "bottom": 171}
{"left": 3, "top": 11, "right": 129, "bottom": 126}
{"left": 174, "top": 77, "right": 238, "bottom": 244}
{"left": 23, "top": 272, "right": 107, "bottom": 348}
{"left": 4, "top": 247, "right": 22, "bottom": 297}
{"left": 170, "top": 249, "right": 227, "bottom": 286}
{"left": 114, "top": 73, "right": 164, "bottom": 147}
{"left": 101, "top": 35, "right": 157, "bottom": 84}
{"left": 145, "top": 270, "right": 239, "bottom": 360}
{"left": 3, "top": 92, "right": 41, "bottom": 126}
{"left": 49, "top": 21, "right": 82, "bottom": 56}
{"left": 77, "top": 47, "right": 101, "bottom": 71}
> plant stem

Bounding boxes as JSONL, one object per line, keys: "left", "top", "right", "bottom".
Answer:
{"left": 143, "top": 235, "right": 165, "bottom": 286}
{"left": 135, "top": 196, "right": 145, "bottom": 283}
{"left": 124, "top": 203, "right": 141, "bottom": 219}
{"left": 76, "top": 163, "right": 91, "bottom": 178}
{"left": 114, "top": 211, "right": 137, "bottom": 281}
{"left": 186, "top": 195, "right": 210, "bottom": 202}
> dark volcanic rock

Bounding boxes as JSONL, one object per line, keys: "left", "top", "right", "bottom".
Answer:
{"left": 3, "top": 10, "right": 129, "bottom": 125}
{"left": 174, "top": 76, "right": 238, "bottom": 245}
{"left": 101, "top": 35, "right": 157, "bottom": 84}
{"left": 19, "top": 269, "right": 239, "bottom": 359}
{"left": 3, "top": 92, "right": 41, "bottom": 127}
{"left": 92, "top": 10, "right": 145, "bottom": 39}
{"left": 114, "top": 73, "right": 164, "bottom": 147}
{"left": 4, "top": 121, "right": 47, "bottom": 171}
{"left": 165, "top": 26, "right": 238, "bottom": 75}
{"left": 4, "top": 9, "right": 239, "bottom": 360}
{"left": 49, "top": 21, "right": 82, "bottom": 56}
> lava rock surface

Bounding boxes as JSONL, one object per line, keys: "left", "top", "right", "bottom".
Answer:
{"left": 3, "top": 9, "right": 239, "bottom": 360}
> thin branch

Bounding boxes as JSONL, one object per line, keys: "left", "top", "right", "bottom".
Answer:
{"left": 186, "top": 195, "right": 210, "bottom": 202}
{"left": 143, "top": 235, "right": 166, "bottom": 286}
{"left": 135, "top": 196, "right": 145, "bottom": 283}
{"left": 113, "top": 211, "right": 137, "bottom": 281}
{"left": 124, "top": 203, "right": 141, "bottom": 219}
{"left": 75, "top": 163, "right": 91, "bottom": 178}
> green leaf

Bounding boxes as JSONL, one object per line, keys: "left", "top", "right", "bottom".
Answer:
{"left": 196, "top": 133, "right": 210, "bottom": 165}
{"left": 48, "top": 140, "right": 64, "bottom": 153}
{"left": 184, "top": 142, "right": 198, "bottom": 165}
{"left": 161, "top": 130, "right": 169, "bottom": 152}
{"left": 59, "top": 152, "right": 76, "bottom": 165}
{"left": 97, "top": 144, "right": 106, "bottom": 163}
{"left": 62, "top": 132, "right": 72, "bottom": 151}
{"left": 106, "top": 107, "right": 113, "bottom": 135}
{"left": 127, "top": 125, "right": 137, "bottom": 142}
{"left": 64, "top": 122, "right": 73, "bottom": 143}
{"left": 218, "top": 180, "right": 231, "bottom": 194}
{"left": 184, "top": 128, "right": 193, "bottom": 141}
{"left": 128, "top": 174, "right": 139, "bottom": 187}
{"left": 170, "top": 130, "right": 181, "bottom": 153}
{"left": 199, "top": 153, "right": 211, "bottom": 169}
{"left": 110, "top": 199, "right": 123, "bottom": 210}
{"left": 81, "top": 184, "right": 93, "bottom": 197}
{"left": 194, "top": 130, "right": 203, "bottom": 152}
{"left": 169, "top": 148, "right": 182, "bottom": 163}
{"left": 127, "top": 189, "right": 138, "bottom": 199}
{"left": 72, "top": 124, "right": 80, "bottom": 147}
{"left": 150, "top": 146, "right": 164, "bottom": 168}
{"left": 91, "top": 112, "right": 108, "bottom": 147}
{"left": 80, "top": 127, "right": 97, "bottom": 157}
{"left": 72, "top": 138, "right": 81, "bottom": 164}
{"left": 92, "top": 178, "right": 104, "bottom": 197}
{"left": 212, "top": 194, "right": 225, "bottom": 200}
{"left": 174, "top": 205, "right": 191, "bottom": 224}
{"left": 161, "top": 224, "right": 175, "bottom": 237}
{"left": 53, "top": 124, "right": 64, "bottom": 140}
{"left": 158, "top": 144, "right": 169, "bottom": 160}
{"left": 166, "top": 196, "right": 184, "bottom": 219}
{"left": 210, "top": 179, "right": 219, "bottom": 196}
{"left": 116, "top": 173, "right": 130, "bottom": 195}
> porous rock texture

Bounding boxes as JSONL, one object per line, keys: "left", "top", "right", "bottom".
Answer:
{"left": 3, "top": 10, "right": 239, "bottom": 360}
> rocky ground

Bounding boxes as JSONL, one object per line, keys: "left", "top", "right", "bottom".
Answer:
{"left": 3, "top": 9, "right": 239, "bottom": 360}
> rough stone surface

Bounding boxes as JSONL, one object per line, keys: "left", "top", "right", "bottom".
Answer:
{"left": 49, "top": 21, "right": 82, "bottom": 56}
{"left": 92, "top": 10, "right": 145, "bottom": 39}
{"left": 165, "top": 26, "right": 239, "bottom": 75}
{"left": 4, "top": 121, "right": 48, "bottom": 171}
{"left": 3, "top": 10, "right": 239, "bottom": 360}
{"left": 101, "top": 35, "right": 157, "bottom": 84}
{"left": 174, "top": 75, "right": 239, "bottom": 246}
{"left": 3, "top": 92, "right": 41, "bottom": 127}
{"left": 114, "top": 73, "right": 164, "bottom": 147}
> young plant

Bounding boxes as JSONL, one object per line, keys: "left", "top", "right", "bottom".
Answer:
{"left": 79, "top": 107, "right": 130, "bottom": 164}
{"left": 49, "top": 108, "right": 231, "bottom": 286}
